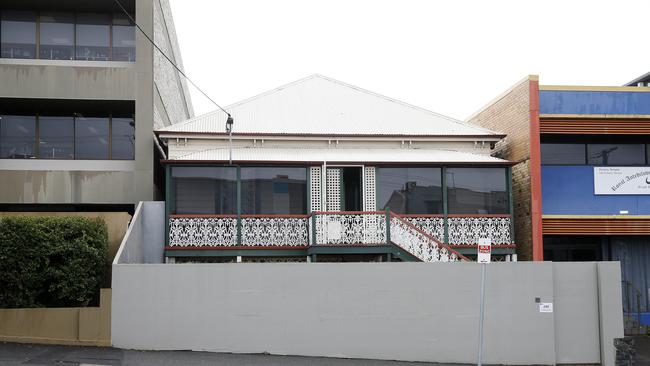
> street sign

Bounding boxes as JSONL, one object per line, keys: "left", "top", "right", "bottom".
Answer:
{"left": 477, "top": 238, "right": 491, "bottom": 263}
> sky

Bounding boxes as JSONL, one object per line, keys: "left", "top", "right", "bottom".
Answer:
{"left": 169, "top": 0, "right": 650, "bottom": 121}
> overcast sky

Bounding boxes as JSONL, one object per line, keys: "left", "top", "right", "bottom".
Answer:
{"left": 169, "top": 0, "right": 649, "bottom": 120}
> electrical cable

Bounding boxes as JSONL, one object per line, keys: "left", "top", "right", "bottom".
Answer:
{"left": 113, "top": 0, "right": 230, "bottom": 116}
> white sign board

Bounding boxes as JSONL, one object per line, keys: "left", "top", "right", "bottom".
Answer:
{"left": 594, "top": 167, "right": 650, "bottom": 195}
{"left": 477, "top": 238, "right": 491, "bottom": 263}
{"left": 539, "top": 303, "right": 553, "bottom": 313}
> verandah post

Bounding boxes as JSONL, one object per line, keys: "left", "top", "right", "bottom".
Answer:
{"left": 385, "top": 207, "right": 391, "bottom": 244}
{"left": 442, "top": 166, "right": 449, "bottom": 245}
{"left": 311, "top": 213, "right": 317, "bottom": 245}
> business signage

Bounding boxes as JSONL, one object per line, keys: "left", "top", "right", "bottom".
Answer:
{"left": 594, "top": 167, "right": 650, "bottom": 195}
{"left": 477, "top": 238, "right": 491, "bottom": 263}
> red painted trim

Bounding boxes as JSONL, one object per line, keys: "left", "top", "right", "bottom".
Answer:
{"left": 399, "top": 214, "right": 511, "bottom": 218}
{"left": 170, "top": 214, "right": 237, "bottom": 218}
{"left": 170, "top": 214, "right": 310, "bottom": 219}
{"left": 400, "top": 214, "right": 445, "bottom": 218}
{"left": 313, "top": 211, "right": 384, "bottom": 215}
{"left": 449, "top": 244, "right": 517, "bottom": 248}
{"left": 447, "top": 214, "right": 512, "bottom": 218}
{"left": 165, "top": 245, "right": 308, "bottom": 251}
{"left": 241, "top": 214, "right": 310, "bottom": 219}
{"left": 529, "top": 79, "right": 544, "bottom": 261}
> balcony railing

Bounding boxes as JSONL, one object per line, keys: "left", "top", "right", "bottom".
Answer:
{"left": 167, "top": 211, "right": 516, "bottom": 262}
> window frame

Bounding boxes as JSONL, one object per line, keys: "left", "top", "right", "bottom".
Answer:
{"left": 0, "top": 113, "right": 135, "bottom": 160}
{"left": 0, "top": 9, "right": 136, "bottom": 62}
{"left": 375, "top": 166, "right": 444, "bottom": 215}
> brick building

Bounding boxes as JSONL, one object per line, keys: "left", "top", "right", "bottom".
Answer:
{"left": 469, "top": 73, "right": 650, "bottom": 313}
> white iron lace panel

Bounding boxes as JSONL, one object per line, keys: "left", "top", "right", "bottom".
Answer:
{"left": 310, "top": 166, "right": 322, "bottom": 212}
{"left": 326, "top": 168, "right": 341, "bottom": 211}
{"left": 363, "top": 166, "right": 376, "bottom": 211}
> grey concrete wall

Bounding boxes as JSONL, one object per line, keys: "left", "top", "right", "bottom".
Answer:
{"left": 0, "top": 0, "right": 193, "bottom": 206}
{"left": 114, "top": 201, "right": 165, "bottom": 264}
{"left": 0, "top": 60, "right": 135, "bottom": 100}
{"left": 598, "top": 263, "right": 625, "bottom": 366}
{"left": 112, "top": 261, "right": 623, "bottom": 365}
{"left": 552, "top": 262, "right": 600, "bottom": 364}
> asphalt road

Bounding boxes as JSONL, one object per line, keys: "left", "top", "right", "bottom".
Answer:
{"left": 0, "top": 342, "right": 451, "bottom": 366}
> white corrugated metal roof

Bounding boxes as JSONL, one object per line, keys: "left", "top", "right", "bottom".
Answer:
{"left": 158, "top": 74, "right": 501, "bottom": 137}
{"left": 171, "top": 147, "right": 509, "bottom": 164}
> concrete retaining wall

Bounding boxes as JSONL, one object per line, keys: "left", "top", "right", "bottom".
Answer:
{"left": 112, "top": 261, "right": 623, "bottom": 365}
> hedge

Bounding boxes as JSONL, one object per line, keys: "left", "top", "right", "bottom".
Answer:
{"left": 0, "top": 216, "right": 108, "bottom": 308}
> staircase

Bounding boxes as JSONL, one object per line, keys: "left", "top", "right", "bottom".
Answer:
{"left": 388, "top": 212, "right": 467, "bottom": 262}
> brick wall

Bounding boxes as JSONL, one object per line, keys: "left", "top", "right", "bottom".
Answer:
{"left": 468, "top": 76, "right": 534, "bottom": 260}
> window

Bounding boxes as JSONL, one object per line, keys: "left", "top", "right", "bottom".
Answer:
{"left": 541, "top": 143, "right": 586, "bottom": 165}
{"left": 587, "top": 144, "right": 645, "bottom": 166}
{"left": 241, "top": 167, "right": 307, "bottom": 214}
{"left": 172, "top": 167, "right": 237, "bottom": 214}
{"left": 111, "top": 117, "right": 135, "bottom": 159}
{"left": 0, "top": 115, "right": 36, "bottom": 158}
{"left": 74, "top": 117, "right": 109, "bottom": 159}
{"left": 39, "top": 116, "right": 73, "bottom": 159}
{"left": 377, "top": 167, "right": 442, "bottom": 214}
{"left": 1, "top": 11, "right": 136, "bottom": 62}
{"left": 75, "top": 13, "right": 110, "bottom": 61}
{"left": 39, "top": 12, "right": 74, "bottom": 60}
{"left": 1, "top": 10, "right": 36, "bottom": 59}
{"left": 446, "top": 168, "right": 507, "bottom": 214}
{"left": 112, "top": 14, "right": 135, "bottom": 61}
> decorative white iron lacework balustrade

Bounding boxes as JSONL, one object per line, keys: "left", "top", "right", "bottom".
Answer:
{"left": 314, "top": 211, "right": 386, "bottom": 245}
{"left": 389, "top": 214, "right": 462, "bottom": 262}
{"left": 240, "top": 216, "right": 309, "bottom": 246}
{"left": 402, "top": 216, "right": 445, "bottom": 242}
{"left": 447, "top": 216, "right": 511, "bottom": 246}
{"left": 169, "top": 216, "right": 237, "bottom": 247}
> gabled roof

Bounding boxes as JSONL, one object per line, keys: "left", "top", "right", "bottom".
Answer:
{"left": 157, "top": 74, "right": 503, "bottom": 138}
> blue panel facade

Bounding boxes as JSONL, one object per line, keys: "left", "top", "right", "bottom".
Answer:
{"left": 542, "top": 166, "right": 650, "bottom": 215}
{"left": 539, "top": 90, "right": 650, "bottom": 115}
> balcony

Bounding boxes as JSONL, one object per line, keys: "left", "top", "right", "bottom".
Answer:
{"left": 167, "top": 211, "right": 515, "bottom": 262}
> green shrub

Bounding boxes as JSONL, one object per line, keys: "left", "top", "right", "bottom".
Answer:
{"left": 0, "top": 216, "right": 108, "bottom": 308}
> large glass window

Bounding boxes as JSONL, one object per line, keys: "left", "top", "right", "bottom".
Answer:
{"left": 446, "top": 168, "right": 508, "bottom": 214}
{"left": 39, "top": 116, "right": 73, "bottom": 159}
{"left": 377, "top": 167, "right": 442, "bottom": 214}
{"left": 1, "top": 10, "right": 36, "bottom": 59}
{"left": 172, "top": 167, "right": 237, "bottom": 215}
{"left": 39, "top": 12, "right": 74, "bottom": 60}
{"left": 74, "top": 117, "right": 109, "bottom": 159}
{"left": 111, "top": 117, "right": 135, "bottom": 160}
{"left": 241, "top": 167, "right": 307, "bottom": 214}
{"left": 0, "top": 115, "right": 36, "bottom": 158}
{"left": 75, "top": 13, "right": 110, "bottom": 61}
{"left": 112, "top": 14, "right": 135, "bottom": 61}
{"left": 541, "top": 143, "right": 586, "bottom": 165}
{"left": 587, "top": 144, "right": 646, "bottom": 166}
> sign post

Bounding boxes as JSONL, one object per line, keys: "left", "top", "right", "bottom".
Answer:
{"left": 477, "top": 238, "right": 491, "bottom": 366}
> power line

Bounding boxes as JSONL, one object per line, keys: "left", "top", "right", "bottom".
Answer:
{"left": 113, "top": 0, "right": 230, "bottom": 116}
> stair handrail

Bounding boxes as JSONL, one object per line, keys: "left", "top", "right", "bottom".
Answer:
{"left": 389, "top": 211, "right": 469, "bottom": 262}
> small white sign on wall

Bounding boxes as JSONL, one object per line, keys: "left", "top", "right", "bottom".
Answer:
{"left": 539, "top": 303, "right": 553, "bottom": 313}
{"left": 477, "top": 238, "right": 491, "bottom": 264}
{"left": 594, "top": 167, "right": 650, "bottom": 195}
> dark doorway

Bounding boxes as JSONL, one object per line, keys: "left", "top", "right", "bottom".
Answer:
{"left": 341, "top": 167, "right": 362, "bottom": 211}
{"left": 543, "top": 236, "right": 603, "bottom": 261}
